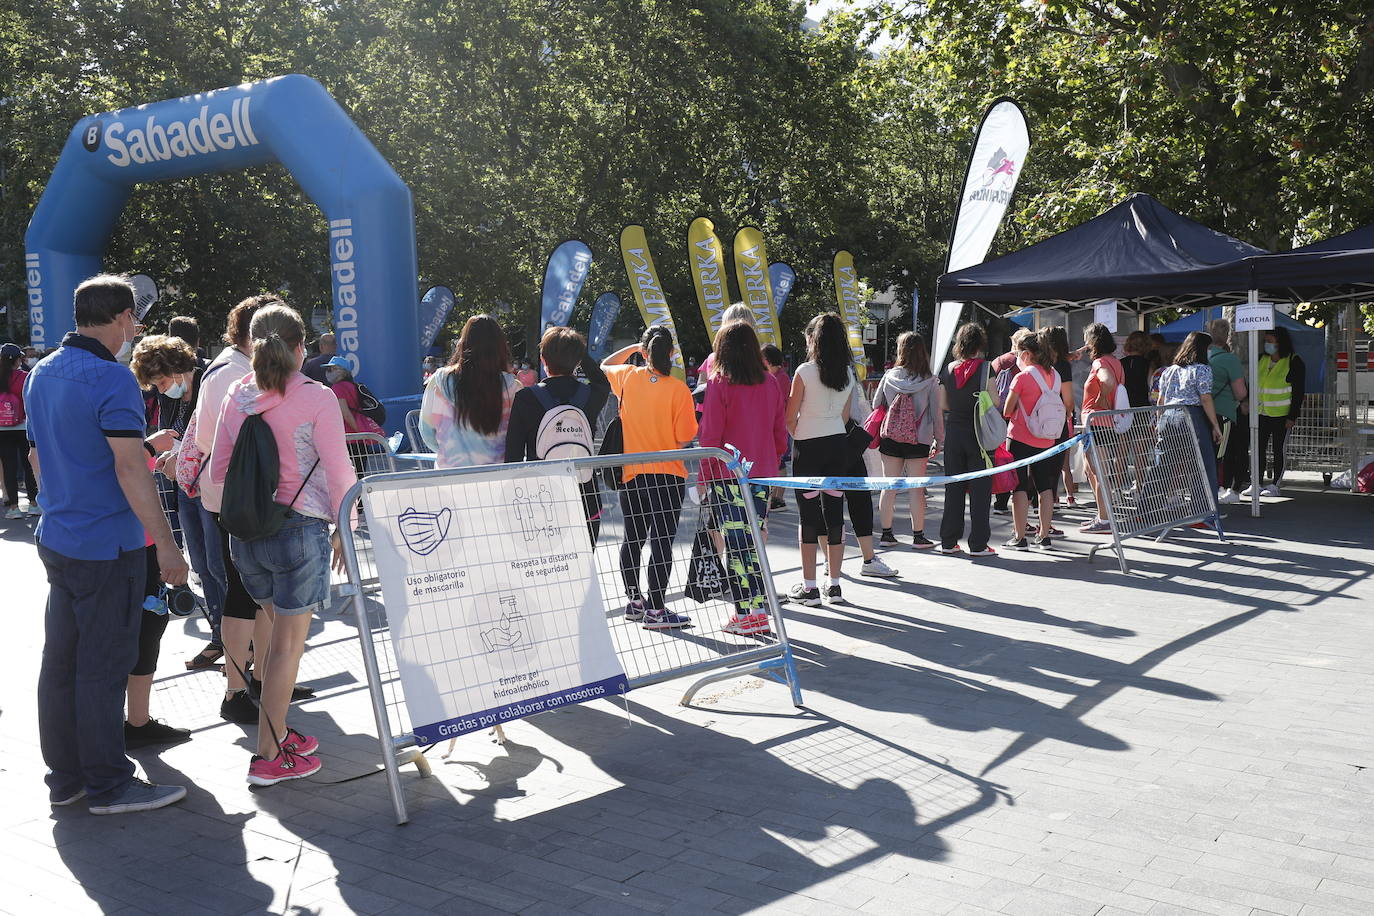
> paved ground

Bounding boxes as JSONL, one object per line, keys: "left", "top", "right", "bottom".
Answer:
{"left": 2, "top": 479, "right": 1372, "bottom": 915}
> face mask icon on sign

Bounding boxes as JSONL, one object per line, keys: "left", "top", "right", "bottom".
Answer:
{"left": 398, "top": 506, "right": 453, "bottom": 556}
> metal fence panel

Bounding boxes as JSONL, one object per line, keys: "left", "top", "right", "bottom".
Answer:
{"left": 337, "top": 447, "right": 803, "bottom": 823}
{"left": 346, "top": 432, "right": 398, "bottom": 478}
{"left": 1083, "top": 405, "right": 1223, "bottom": 573}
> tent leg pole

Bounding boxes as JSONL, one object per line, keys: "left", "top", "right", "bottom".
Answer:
{"left": 1248, "top": 291, "right": 1262, "bottom": 519}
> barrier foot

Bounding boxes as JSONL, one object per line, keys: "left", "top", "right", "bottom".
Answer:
{"left": 680, "top": 655, "right": 804, "bottom": 708}
{"left": 399, "top": 745, "right": 432, "bottom": 778}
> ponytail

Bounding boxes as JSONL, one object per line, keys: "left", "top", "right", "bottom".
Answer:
{"left": 249, "top": 304, "right": 306, "bottom": 394}
{"left": 641, "top": 326, "right": 673, "bottom": 376}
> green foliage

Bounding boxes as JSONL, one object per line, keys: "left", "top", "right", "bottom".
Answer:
{"left": 2, "top": 0, "right": 1370, "bottom": 356}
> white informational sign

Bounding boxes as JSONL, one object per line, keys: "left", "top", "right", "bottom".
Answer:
{"left": 1093, "top": 299, "right": 1118, "bottom": 333}
{"left": 363, "top": 462, "right": 627, "bottom": 744}
{"left": 1236, "top": 300, "right": 1275, "bottom": 332}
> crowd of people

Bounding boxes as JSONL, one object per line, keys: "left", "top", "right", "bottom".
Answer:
{"left": 10, "top": 275, "right": 1308, "bottom": 816}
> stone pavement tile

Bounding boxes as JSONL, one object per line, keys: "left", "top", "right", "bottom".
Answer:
{"left": 1031, "top": 873, "right": 1155, "bottom": 913}
{"left": 296, "top": 878, "right": 406, "bottom": 915}
{"left": 970, "top": 877, "right": 1102, "bottom": 916}
{"left": 571, "top": 897, "right": 658, "bottom": 916}
{"left": 1315, "top": 879, "right": 1374, "bottom": 906}
{"left": 1124, "top": 878, "right": 1254, "bottom": 916}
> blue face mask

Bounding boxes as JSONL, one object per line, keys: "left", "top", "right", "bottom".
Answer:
{"left": 1264, "top": 342, "right": 1277, "bottom": 356}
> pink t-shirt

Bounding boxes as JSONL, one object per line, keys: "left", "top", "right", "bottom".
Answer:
{"left": 1007, "top": 365, "right": 1058, "bottom": 449}
{"left": 698, "top": 375, "right": 788, "bottom": 480}
{"left": 331, "top": 380, "right": 384, "bottom": 436}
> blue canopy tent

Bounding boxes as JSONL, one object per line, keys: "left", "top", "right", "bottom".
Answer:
{"left": 1153, "top": 308, "right": 1325, "bottom": 391}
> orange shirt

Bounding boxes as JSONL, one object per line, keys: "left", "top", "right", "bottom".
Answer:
{"left": 1083, "top": 355, "right": 1124, "bottom": 428}
{"left": 604, "top": 364, "right": 698, "bottom": 481}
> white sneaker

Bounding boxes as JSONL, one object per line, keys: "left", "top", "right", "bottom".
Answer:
{"left": 1240, "top": 484, "right": 1255, "bottom": 497}
{"left": 860, "top": 557, "right": 899, "bottom": 578}
{"left": 26, "top": 502, "right": 41, "bottom": 516}
{"left": 1261, "top": 484, "right": 1280, "bottom": 497}
{"left": 1217, "top": 488, "right": 1239, "bottom": 505}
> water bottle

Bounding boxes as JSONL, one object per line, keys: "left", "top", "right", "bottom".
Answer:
{"left": 143, "top": 593, "right": 168, "bottom": 616}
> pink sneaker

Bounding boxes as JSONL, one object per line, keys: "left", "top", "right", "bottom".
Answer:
{"left": 247, "top": 750, "right": 322, "bottom": 786}
{"left": 281, "top": 728, "right": 319, "bottom": 756}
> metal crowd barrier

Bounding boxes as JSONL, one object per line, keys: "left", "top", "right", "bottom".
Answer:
{"left": 1083, "top": 405, "right": 1223, "bottom": 574}
{"left": 345, "top": 431, "right": 398, "bottom": 477}
{"left": 403, "top": 408, "right": 431, "bottom": 454}
{"left": 336, "top": 447, "right": 803, "bottom": 823}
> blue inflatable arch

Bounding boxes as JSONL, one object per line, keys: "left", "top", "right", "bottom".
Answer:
{"left": 24, "top": 74, "right": 419, "bottom": 405}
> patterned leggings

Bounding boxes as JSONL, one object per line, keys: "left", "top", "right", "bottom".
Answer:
{"left": 710, "top": 482, "right": 771, "bottom": 614}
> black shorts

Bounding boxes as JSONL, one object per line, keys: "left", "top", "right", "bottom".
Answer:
{"left": 878, "top": 437, "right": 930, "bottom": 460}
{"left": 1009, "top": 438, "right": 1059, "bottom": 495}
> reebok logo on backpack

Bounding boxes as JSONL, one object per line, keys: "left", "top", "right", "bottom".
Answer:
{"left": 532, "top": 384, "right": 595, "bottom": 483}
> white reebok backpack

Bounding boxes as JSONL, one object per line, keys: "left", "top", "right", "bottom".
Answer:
{"left": 532, "top": 383, "right": 595, "bottom": 483}
{"left": 1019, "top": 367, "right": 1067, "bottom": 441}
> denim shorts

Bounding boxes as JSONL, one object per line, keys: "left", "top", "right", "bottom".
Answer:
{"left": 228, "top": 512, "right": 330, "bottom": 616}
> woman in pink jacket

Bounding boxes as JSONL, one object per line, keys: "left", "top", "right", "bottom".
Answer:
{"left": 210, "top": 305, "right": 356, "bottom": 787}
{"left": 698, "top": 320, "right": 787, "bottom": 636}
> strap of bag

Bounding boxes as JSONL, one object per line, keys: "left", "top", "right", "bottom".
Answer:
{"left": 1016, "top": 367, "right": 1057, "bottom": 426}
{"left": 184, "top": 359, "right": 238, "bottom": 490}
{"left": 285, "top": 458, "right": 321, "bottom": 511}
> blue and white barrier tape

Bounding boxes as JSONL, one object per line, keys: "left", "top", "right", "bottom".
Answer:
{"left": 745, "top": 434, "right": 1086, "bottom": 491}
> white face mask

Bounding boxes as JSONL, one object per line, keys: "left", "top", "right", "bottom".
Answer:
{"left": 164, "top": 378, "right": 187, "bottom": 400}
{"left": 116, "top": 312, "right": 135, "bottom": 360}
{"left": 23, "top": 358, "right": 37, "bottom": 369}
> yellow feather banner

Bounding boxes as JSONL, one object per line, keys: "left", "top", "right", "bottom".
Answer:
{"left": 686, "top": 216, "right": 731, "bottom": 341}
{"left": 619, "top": 225, "right": 685, "bottom": 379}
{"left": 731, "top": 226, "right": 780, "bottom": 348}
{"left": 833, "top": 250, "right": 866, "bottom": 380}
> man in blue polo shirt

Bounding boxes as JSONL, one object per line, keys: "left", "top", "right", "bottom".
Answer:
{"left": 26, "top": 274, "right": 191, "bottom": 816}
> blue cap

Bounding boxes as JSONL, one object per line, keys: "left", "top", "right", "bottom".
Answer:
{"left": 323, "top": 356, "right": 352, "bottom": 370}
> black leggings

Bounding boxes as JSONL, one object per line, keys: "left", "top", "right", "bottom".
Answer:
{"left": 841, "top": 455, "right": 873, "bottom": 539}
{"left": 216, "top": 513, "right": 260, "bottom": 620}
{"left": 132, "top": 547, "right": 170, "bottom": 677}
{"left": 619, "top": 474, "right": 685, "bottom": 609}
{"left": 1257, "top": 414, "right": 1289, "bottom": 484}
{"left": 793, "top": 434, "right": 848, "bottom": 544}
{"left": 0, "top": 429, "right": 37, "bottom": 506}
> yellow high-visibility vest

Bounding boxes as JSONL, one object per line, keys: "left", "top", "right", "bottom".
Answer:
{"left": 1258, "top": 355, "right": 1291, "bottom": 417}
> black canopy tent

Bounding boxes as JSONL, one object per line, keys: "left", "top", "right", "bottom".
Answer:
{"left": 935, "top": 195, "right": 1374, "bottom": 518}
{"left": 935, "top": 193, "right": 1268, "bottom": 309}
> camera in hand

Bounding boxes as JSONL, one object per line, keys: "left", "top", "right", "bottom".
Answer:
{"left": 164, "top": 584, "right": 198, "bottom": 617}
{"left": 143, "top": 584, "right": 199, "bottom": 618}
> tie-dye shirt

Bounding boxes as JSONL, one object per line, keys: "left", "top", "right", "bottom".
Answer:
{"left": 420, "top": 368, "right": 519, "bottom": 468}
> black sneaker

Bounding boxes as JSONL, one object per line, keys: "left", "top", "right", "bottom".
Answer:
{"left": 911, "top": 533, "right": 934, "bottom": 550}
{"left": 825, "top": 584, "right": 846, "bottom": 605}
{"left": 220, "top": 689, "right": 258, "bottom": 724}
{"left": 787, "top": 583, "right": 822, "bottom": 607}
{"left": 991, "top": 505, "right": 1012, "bottom": 516}
{"left": 769, "top": 497, "right": 787, "bottom": 511}
{"left": 248, "top": 675, "right": 315, "bottom": 702}
{"left": 124, "top": 719, "right": 192, "bottom": 749}
{"left": 878, "top": 531, "right": 900, "bottom": 547}
{"left": 1033, "top": 533, "right": 1053, "bottom": 551}
{"left": 1002, "top": 535, "right": 1028, "bottom": 551}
